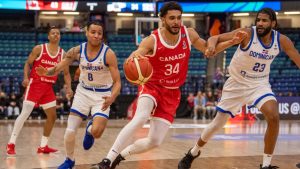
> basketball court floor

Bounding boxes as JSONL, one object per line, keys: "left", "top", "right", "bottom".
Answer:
{"left": 1, "top": 119, "right": 300, "bottom": 169}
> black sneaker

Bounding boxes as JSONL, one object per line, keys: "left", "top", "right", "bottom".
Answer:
{"left": 178, "top": 149, "right": 200, "bottom": 169}
{"left": 297, "top": 163, "right": 300, "bottom": 168}
{"left": 111, "top": 154, "right": 125, "bottom": 169}
{"left": 90, "top": 158, "right": 111, "bottom": 169}
{"left": 260, "top": 164, "right": 279, "bottom": 169}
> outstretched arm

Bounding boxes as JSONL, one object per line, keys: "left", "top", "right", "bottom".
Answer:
{"left": 188, "top": 28, "right": 247, "bottom": 57}
{"left": 101, "top": 49, "right": 121, "bottom": 111}
{"left": 128, "top": 35, "right": 155, "bottom": 59}
{"left": 207, "top": 28, "right": 249, "bottom": 57}
{"left": 36, "top": 46, "right": 79, "bottom": 76}
{"left": 280, "top": 35, "right": 300, "bottom": 68}
{"left": 62, "top": 51, "right": 73, "bottom": 98}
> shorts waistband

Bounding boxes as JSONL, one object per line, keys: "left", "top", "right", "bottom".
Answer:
{"left": 81, "top": 85, "right": 112, "bottom": 92}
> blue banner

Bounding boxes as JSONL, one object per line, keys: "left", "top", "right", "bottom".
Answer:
{"left": 158, "top": 1, "right": 281, "bottom": 13}
{"left": 0, "top": 0, "right": 26, "bottom": 10}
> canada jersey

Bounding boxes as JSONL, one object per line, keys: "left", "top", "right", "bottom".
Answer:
{"left": 147, "top": 26, "right": 191, "bottom": 88}
{"left": 78, "top": 42, "right": 113, "bottom": 89}
{"left": 30, "top": 43, "right": 63, "bottom": 84}
{"left": 228, "top": 26, "right": 281, "bottom": 85}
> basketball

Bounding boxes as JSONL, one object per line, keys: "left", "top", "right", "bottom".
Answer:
{"left": 123, "top": 57, "right": 153, "bottom": 85}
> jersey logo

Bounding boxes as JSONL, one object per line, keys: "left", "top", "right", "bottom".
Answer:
{"left": 183, "top": 41, "right": 187, "bottom": 49}
{"left": 262, "top": 49, "right": 268, "bottom": 55}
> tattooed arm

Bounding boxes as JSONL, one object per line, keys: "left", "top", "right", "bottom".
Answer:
{"left": 36, "top": 46, "right": 80, "bottom": 76}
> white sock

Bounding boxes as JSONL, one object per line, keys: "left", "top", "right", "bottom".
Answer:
{"left": 106, "top": 97, "right": 154, "bottom": 162}
{"left": 64, "top": 115, "right": 82, "bottom": 160}
{"left": 40, "top": 136, "right": 49, "bottom": 147}
{"left": 262, "top": 153, "right": 272, "bottom": 167}
{"left": 190, "top": 144, "right": 201, "bottom": 156}
{"left": 9, "top": 101, "right": 35, "bottom": 144}
{"left": 87, "top": 125, "right": 92, "bottom": 134}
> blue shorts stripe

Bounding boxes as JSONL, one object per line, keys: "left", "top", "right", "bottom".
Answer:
{"left": 92, "top": 112, "right": 109, "bottom": 119}
{"left": 216, "top": 106, "right": 235, "bottom": 118}
{"left": 248, "top": 93, "right": 276, "bottom": 109}
{"left": 70, "top": 108, "right": 88, "bottom": 119}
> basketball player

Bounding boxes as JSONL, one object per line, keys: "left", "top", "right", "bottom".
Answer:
{"left": 178, "top": 8, "right": 300, "bottom": 169}
{"left": 6, "top": 26, "right": 73, "bottom": 156}
{"left": 93, "top": 2, "right": 247, "bottom": 169}
{"left": 36, "top": 21, "right": 121, "bottom": 169}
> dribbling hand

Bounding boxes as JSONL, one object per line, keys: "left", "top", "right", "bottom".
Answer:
{"left": 35, "top": 65, "right": 48, "bottom": 76}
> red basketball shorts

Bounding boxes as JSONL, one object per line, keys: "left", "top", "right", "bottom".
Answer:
{"left": 24, "top": 79, "right": 56, "bottom": 109}
{"left": 137, "top": 84, "right": 181, "bottom": 124}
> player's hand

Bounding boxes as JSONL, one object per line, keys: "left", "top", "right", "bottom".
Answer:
{"left": 35, "top": 65, "right": 48, "bottom": 76}
{"left": 127, "top": 52, "right": 148, "bottom": 62}
{"left": 101, "top": 96, "right": 114, "bottom": 111}
{"left": 22, "top": 78, "right": 29, "bottom": 87}
{"left": 66, "top": 88, "right": 74, "bottom": 100}
{"left": 204, "top": 46, "right": 216, "bottom": 58}
{"left": 231, "top": 31, "right": 248, "bottom": 45}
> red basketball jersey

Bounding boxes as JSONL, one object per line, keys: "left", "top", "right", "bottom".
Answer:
{"left": 30, "top": 43, "right": 63, "bottom": 84}
{"left": 147, "top": 26, "right": 191, "bottom": 88}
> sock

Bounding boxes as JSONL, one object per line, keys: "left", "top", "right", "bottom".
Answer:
{"left": 40, "top": 136, "right": 49, "bottom": 147}
{"left": 190, "top": 144, "right": 201, "bottom": 156}
{"left": 87, "top": 125, "right": 92, "bottom": 134}
{"left": 262, "top": 153, "right": 272, "bottom": 167}
{"left": 9, "top": 101, "right": 35, "bottom": 144}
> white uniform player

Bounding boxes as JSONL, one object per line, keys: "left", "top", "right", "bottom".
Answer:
{"left": 218, "top": 26, "right": 280, "bottom": 117}
{"left": 36, "top": 21, "right": 121, "bottom": 169}
{"left": 179, "top": 8, "right": 300, "bottom": 169}
{"left": 71, "top": 42, "right": 113, "bottom": 119}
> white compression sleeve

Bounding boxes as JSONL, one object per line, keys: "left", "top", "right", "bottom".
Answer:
{"left": 120, "top": 118, "right": 170, "bottom": 157}
{"left": 9, "top": 101, "right": 35, "bottom": 144}
{"left": 64, "top": 115, "right": 82, "bottom": 160}
{"left": 106, "top": 96, "right": 154, "bottom": 162}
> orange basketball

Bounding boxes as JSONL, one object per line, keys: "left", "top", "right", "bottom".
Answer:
{"left": 123, "top": 57, "right": 153, "bottom": 85}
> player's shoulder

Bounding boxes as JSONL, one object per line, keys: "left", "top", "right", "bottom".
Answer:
{"left": 67, "top": 45, "right": 81, "bottom": 54}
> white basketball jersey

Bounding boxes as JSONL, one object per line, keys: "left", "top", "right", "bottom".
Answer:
{"left": 228, "top": 26, "right": 281, "bottom": 85}
{"left": 79, "top": 42, "right": 113, "bottom": 89}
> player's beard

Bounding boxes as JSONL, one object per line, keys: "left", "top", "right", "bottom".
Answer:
{"left": 256, "top": 25, "right": 272, "bottom": 37}
{"left": 165, "top": 24, "right": 180, "bottom": 35}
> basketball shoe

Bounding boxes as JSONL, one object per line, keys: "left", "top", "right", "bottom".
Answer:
{"left": 6, "top": 143, "right": 16, "bottom": 156}
{"left": 83, "top": 120, "right": 94, "bottom": 150}
{"left": 178, "top": 148, "right": 200, "bottom": 169}
{"left": 260, "top": 164, "right": 279, "bottom": 169}
{"left": 37, "top": 145, "right": 58, "bottom": 154}
{"left": 111, "top": 154, "right": 125, "bottom": 169}
{"left": 58, "top": 158, "right": 75, "bottom": 169}
{"left": 91, "top": 158, "right": 111, "bottom": 169}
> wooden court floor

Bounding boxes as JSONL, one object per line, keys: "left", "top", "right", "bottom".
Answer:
{"left": 1, "top": 119, "right": 300, "bottom": 169}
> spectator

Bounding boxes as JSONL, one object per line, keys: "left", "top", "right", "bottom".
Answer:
{"left": 213, "top": 67, "right": 225, "bottom": 89}
{"left": 71, "top": 21, "right": 81, "bottom": 32}
{"left": 187, "top": 92, "right": 195, "bottom": 116}
{"left": 206, "top": 91, "right": 217, "bottom": 119}
{"left": 193, "top": 91, "right": 206, "bottom": 120}
{"left": 7, "top": 93, "right": 20, "bottom": 119}
{"left": 0, "top": 92, "right": 8, "bottom": 119}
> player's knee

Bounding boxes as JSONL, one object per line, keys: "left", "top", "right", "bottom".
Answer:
{"left": 265, "top": 113, "right": 279, "bottom": 124}
{"left": 64, "top": 129, "right": 76, "bottom": 142}
{"left": 91, "top": 127, "right": 105, "bottom": 138}
{"left": 47, "top": 112, "right": 57, "bottom": 122}
{"left": 149, "top": 137, "right": 163, "bottom": 147}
